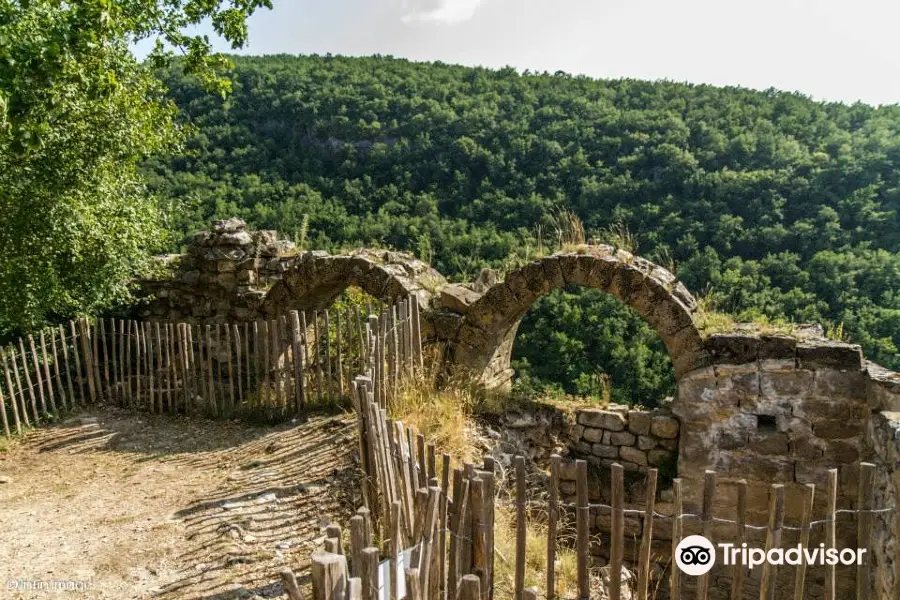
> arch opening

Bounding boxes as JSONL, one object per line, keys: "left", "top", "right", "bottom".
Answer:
{"left": 453, "top": 246, "right": 707, "bottom": 392}
{"left": 511, "top": 285, "right": 677, "bottom": 407}
{"left": 259, "top": 249, "right": 447, "bottom": 317}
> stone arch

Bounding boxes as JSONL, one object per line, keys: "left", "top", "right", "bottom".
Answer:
{"left": 452, "top": 246, "right": 707, "bottom": 388}
{"left": 260, "top": 249, "right": 447, "bottom": 317}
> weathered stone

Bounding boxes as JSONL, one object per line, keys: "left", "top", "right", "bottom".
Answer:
{"left": 709, "top": 334, "right": 759, "bottom": 365}
{"left": 212, "top": 217, "right": 246, "bottom": 233}
{"left": 650, "top": 415, "right": 679, "bottom": 439}
{"left": 577, "top": 409, "right": 626, "bottom": 431}
{"left": 757, "top": 335, "right": 797, "bottom": 360}
{"left": 813, "top": 419, "right": 864, "bottom": 440}
{"left": 582, "top": 427, "right": 605, "bottom": 443}
{"left": 791, "top": 437, "right": 823, "bottom": 459}
{"left": 595, "top": 512, "right": 643, "bottom": 537}
{"left": 637, "top": 435, "right": 657, "bottom": 450}
{"left": 217, "top": 273, "right": 237, "bottom": 290}
{"left": 658, "top": 438, "right": 678, "bottom": 451}
{"left": 608, "top": 431, "right": 636, "bottom": 446}
{"left": 747, "top": 433, "right": 790, "bottom": 455}
{"left": 628, "top": 411, "right": 652, "bottom": 436}
{"left": 438, "top": 284, "right": 482, "bottom": 314}
{"left": 568, "top": 424, "right": 585, "bottom": 442}
{"left": 619, "top": 446, "right": 648, "bottom": 466}
{"left": 822, "top": 440, "right": 860, "bottom": 463}
{"left": 236, "top": 270, "right": 257, "bottom": 285}
{"left": 218, "top": 260, "right": 237, "bottom": 273}
{"left": 574, "top": 441, "right": 593, "bottom": 455}
{"left": 796, "top": 341, "right": 864, "bottom": 371}
{"left": 181, "top": 270, "right": 200, "bottom": 285}
{"left": 216, "top": 231, "right": 253, "bottom": 246}
{"left": 592, "top": 444, "right": 619, "bottom": 459}
{"left": 558, "top": 461, "right": 578, "bottom": 481}
{"left": 716, "top": 429, "right": 746, "bottom": 450}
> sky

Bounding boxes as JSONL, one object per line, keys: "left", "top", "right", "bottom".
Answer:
{"left": 141, "top": 0, "right": 900, "bottom": 106}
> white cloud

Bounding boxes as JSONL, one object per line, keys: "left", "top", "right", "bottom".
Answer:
{"left": 401, "top": 0, "right": 486, "bottom": 25}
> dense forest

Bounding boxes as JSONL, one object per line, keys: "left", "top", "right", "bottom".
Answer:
{"left": 143, "top": 54, "right": 900, "bottom": 405}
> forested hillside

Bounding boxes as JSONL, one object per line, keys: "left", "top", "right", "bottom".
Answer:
{"left": 143, "top": 54, "right": 900, "bottom": 404}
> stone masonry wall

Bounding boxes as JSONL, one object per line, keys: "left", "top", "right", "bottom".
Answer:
{"left": 674, "top": 333, "right": 896, "bottom": 600}
{"left": 570, "top": 404, "right": 680, "bottom": 473}
{"left": 493, "top": 336, "right": 899, "bottom": 600}
{"left": 867, "top": 364, "right": 900, "bottom": 600}
{"left": 139, "top": 218, "right": 298, "bottom": 323}
{"left": 493, "top": 401, "right": 682, "bottom": 575}
{"left": 141, "top": 219, "right": 897, "bottom": 599}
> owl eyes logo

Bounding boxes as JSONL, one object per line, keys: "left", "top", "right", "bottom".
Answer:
{"left": 680, "top": 545, "right": 712, "bottom": 565}
{"left": 675, "top": 535, "right": 716, "bottom": 576}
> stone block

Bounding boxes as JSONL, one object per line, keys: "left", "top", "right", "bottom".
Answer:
{"left": 212, "top": 217, "right": 246, "bottom": 233}
{"left": 559, "top": 481, "right": 577, "bottom": 496}
{"left": 813, "top": 419, "right": 864, "bottom": 440}
{"left": 658, "top": 438, "right": 678, "bottom": 450}
{"left": 592, "top": 444, "right": 619, "bottom": 459}
{"left": 758, "top": 335, "right": 797, "bottom": 360}
{"left": 236, "top": 269, "right": 257, "bottom": 285}
{"left": 812, "top": 370, "right": 868, "bottom": 402}
{"left": 577, "top": 409, "right": 626, "bottom": 431}
{"left": 582, "top": 427, "right": 605, "bottom": 443}
{"left": 796, "top": 341, "right": 864, "bottom": 371}
{"left": 609, "top": 431, "right": 636, "bottom": 446}
{"left": 790, "top": 436, "right": 824, "bottom": 459}
{"left": 595, "top": 512, "right": 643, "bottom": 537}
{"left": 217, "top": 273, "right": 236, "bottom": 290}
{"left": 650, "top": 415, "right": 679, "bottom": 439}
{"left": 438, "top": 284, "right": 482, "bottom": 314}
{"left": 821, "top": 440, "right": 860, "bottom": 463}
{"left": 567, "top": 424, "right": 585, "bottom": 442}
{"left": 637, "top": 435, "right": 657, "bottom": 450}
{"left": 709, "top": 334, "right": 759, "bottom": 365}
{"left": 217, "top": 260, "right": 237, "bottom": 273}
{"left": 628, "top": 411, "right": 652, "bottom": 435}
{"left": 716, "top": 429, "right": 747, "bottom": 450}
{"left": 574, "top": 441, "right": 592, "bottom": 455}
{"left": 747, "top": 433, "right": 790, "bottom": 455}
{"left": 758, "top": 369, "right": 814, "bottom": 400}
{"left": 619, "top": 446, "right": 648, "bottom": 466}
{"left": 714, "top": 455, "right": 794, "bottom": 482}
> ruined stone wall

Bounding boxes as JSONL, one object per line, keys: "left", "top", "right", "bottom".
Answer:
{"left": 867, "top": 365, "right": 900, "bottom": 600}
{"left": 493, "top": 401, "right": 682, "bottom": 575}
{"left": 139, "top": 218, "right": 298, "bottom": 323}
{"left": 491, "top": 335, "right": 898, "bottom": 600}
{"left": 570, "top": 405, "right": 679, "bottom": 473}
{"left": 674, "top": 333, "right": 899, "bottom": 600}
{"left": 141, "top": 218, "right": 897, "bottom": 599}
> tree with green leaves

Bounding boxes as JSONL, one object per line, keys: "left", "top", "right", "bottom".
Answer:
{"left": 0, "top": 0, "right": 272, "bottom": 335}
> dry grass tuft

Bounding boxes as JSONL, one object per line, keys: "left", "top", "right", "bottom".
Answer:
{"left": 492, "top": 506, "right": 580, "bottom": 600}
{"left": 388, "top": 365, "right": 480, "bottom": 465}
{"left": 551, "top": 207, "right": 586, "bottom": 248}
{"left": 597, "top": 221, "right": 638, "bottom": 254}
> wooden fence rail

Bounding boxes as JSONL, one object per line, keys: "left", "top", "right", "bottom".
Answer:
{"left": 0, "top": 296, "right": 424, "bottom": 437}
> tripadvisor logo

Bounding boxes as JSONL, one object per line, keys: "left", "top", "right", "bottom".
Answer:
{"left": 675, "top": 535, "right": 867, "bottom": 576}
{"left": 675, "top": 535, "right": 716, "bottom": 576}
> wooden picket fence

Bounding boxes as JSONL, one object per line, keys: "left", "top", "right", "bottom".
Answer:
{"left": 304, "top": 440, "right": 887, "bottom": 600}
{"left": 295, "top": 329, "right": 892, "bottom": 600}
{"left": 0, "top": 295, "right": 424, "bottom": 436}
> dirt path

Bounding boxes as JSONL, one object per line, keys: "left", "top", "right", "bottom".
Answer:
{"left": 0, "top": 407, "right": 360, "bottom": 600}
